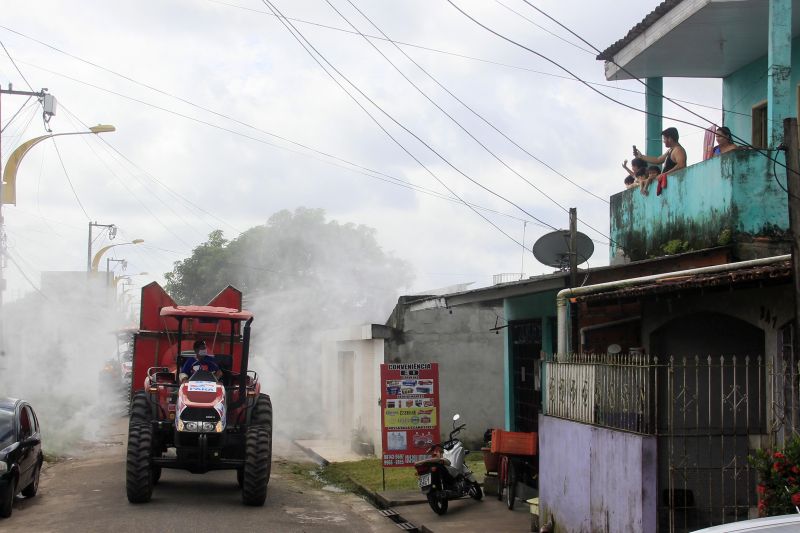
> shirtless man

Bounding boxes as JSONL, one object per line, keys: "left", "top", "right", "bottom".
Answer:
{"left": 633, "top": 127, "right": 686, "bottom": 193}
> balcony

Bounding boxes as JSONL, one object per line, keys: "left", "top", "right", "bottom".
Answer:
{"left": 609, "top": 149, "right": 790, "bottom": 263}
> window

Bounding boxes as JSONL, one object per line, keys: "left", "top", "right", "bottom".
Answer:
{"left": 752, "top": 100, "right": 768, "bottom": 148}
{"left": 19, "top": 406, "right": 31, "bottom": 440}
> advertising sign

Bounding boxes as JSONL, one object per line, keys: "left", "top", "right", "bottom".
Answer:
{"left": 380, "top": 363, "right": 440, "bottom": 467}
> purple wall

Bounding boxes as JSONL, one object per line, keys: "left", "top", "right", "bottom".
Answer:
{"left": 539, "top": 415, "right": 657, "bottom": 533}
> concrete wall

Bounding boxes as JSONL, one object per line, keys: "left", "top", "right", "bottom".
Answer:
{"left": 539, "top": 415, "right": 657, "bottom": 533}
{"left": 723, "top": 36, "right": 800, "bottom": 146}
{"left": 321, "top": 330, "right": 384, "bottom": 454}
{"left": 609, "top": 149, "right": 789, "bottom": 262}
{"left": 385, "top": 303, "right": 504, "bottom": 447}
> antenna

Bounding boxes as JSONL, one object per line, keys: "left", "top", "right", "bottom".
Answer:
{"left": 532, "top": 230, "right": 594, "bottom": 270}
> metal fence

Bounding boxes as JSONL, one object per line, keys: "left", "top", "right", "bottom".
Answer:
{"left": 545, "top": 352, "right": 654, "bottom": 433}
{"left": 543, "top": 352, "right": 775, "bottom": 532}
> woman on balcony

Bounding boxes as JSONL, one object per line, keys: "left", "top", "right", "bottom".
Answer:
{"left": 712, "top": 126, "right": 740, "bottom": 156}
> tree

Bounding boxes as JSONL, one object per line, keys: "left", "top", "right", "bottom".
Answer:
{"left": 164, "top": 207, "right": 412, "bottom": 323}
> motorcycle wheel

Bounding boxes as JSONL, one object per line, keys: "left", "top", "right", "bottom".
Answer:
{"left": 469, "top": 481, "right": 483, "bottom": 501}
{"left": 505, "top": 461, "right": 516, "bottom": 510}
{"left": 427, "top": 490, "right": 449, "bottom": 515}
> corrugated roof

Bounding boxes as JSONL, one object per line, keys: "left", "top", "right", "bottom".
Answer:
{"left": 577, "top": 260, "right": 791, "bottom": 303}
{"left": 596, "top": 0, "right": 683, "bottom": 61}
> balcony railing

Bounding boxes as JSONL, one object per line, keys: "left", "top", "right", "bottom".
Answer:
{"left": 609, "top": 149, "right": 789, "bottom": 263}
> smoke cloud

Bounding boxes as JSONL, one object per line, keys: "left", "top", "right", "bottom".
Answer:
{"left": 0, "top": 272, "right": 128, "bottom": 456}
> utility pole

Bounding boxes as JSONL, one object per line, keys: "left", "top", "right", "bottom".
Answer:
{"left": 0, "top": 85, "right": 55, "bottom": 357}
{"left": 87, "top": 221, "right": 116, "bottom": 272}
{"left": 569, "top": 208, "right": 578, "bottom": 288}
{"left": 783, "top": 118, "right": 800, "bottom": 367}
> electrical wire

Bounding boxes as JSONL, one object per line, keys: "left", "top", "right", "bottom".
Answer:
{"left": 0, "top": 39, "right": 34, "bottom": 91}
{"left": 262, "top": 0, "right": 558, "bottom": 244}
{"left": 495, "top": 0, "right": 593, "bottom": 55}
{"left": 60, "top": 110, "right": 201, "bottom": 245}
{"left": 50, "top": 137, "right": 91, "bottom": 220}
{"left": 326, "top": 0, "right": 584, "bottom": 220}
{"left": 199, "top": 3, "right": 745, "bottom": 119}
{"left": 260, "top": 0, "right": 536, "bottom": 248}
{"left": 1, "top": 96, "right": 32, "bottom": 132}
{"left": 5, "top": 249, "right": 48, "bottom": 300}
{"left": 24, "top": 63, "right": 531, "bottom": 232}
{"left": 338, "top": 0, "right": 609, "bottom": 210}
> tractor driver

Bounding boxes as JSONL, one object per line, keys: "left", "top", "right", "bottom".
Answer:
{"left": 179, "top": 340, "right": 223, "bottom": 383}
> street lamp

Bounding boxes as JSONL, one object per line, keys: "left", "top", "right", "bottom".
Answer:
{"left": 91, "top": 239, "right": 144, "bottom": 272}
{"left": 2, "top": 124, "right": 116, "bottom": 204}
{"left": 0, "top": 123, "right": 117, "bottom": 345}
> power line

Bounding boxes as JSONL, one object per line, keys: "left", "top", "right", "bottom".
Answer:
{"left": 495, "top": 1, "right": 593, "bottom": 55}
{"left": 326, "top": 0, "right": 584, "bottom": 221}
{"left": 339, "top": 0, "right": 609, "bottom": 209}
{"left": 261, "top": 0, "right": 533, "bottom": 248}
{"left": 11, "top": 59, "right": 544, "bottom": 230}
{"left": 50, "top": 137, "right": 91, "bottom": 220}
{"left": 262, "top": 0, "right": 559, "bottom": 243}
{"left": 0, "top": 39, "right": 34, "bottom": 91}
{"left": 1, "top": 96, "right": 33, "bottom": 132}
{"left": 199, "top": 2, "right": 749, "bottom": 118}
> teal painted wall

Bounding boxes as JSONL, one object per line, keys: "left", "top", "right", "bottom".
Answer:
{"left": 609, "top": 149, "right": 789, "bottom": 261}
{"left": 503, "top": 290, "right": 559, "bottom": 430}
{"left": 723, "top": 37, "right": 800, "bottom": 144}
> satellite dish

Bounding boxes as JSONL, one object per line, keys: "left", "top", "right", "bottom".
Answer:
{"left": 532, "top": 230, "right": 594, "bottom": 270}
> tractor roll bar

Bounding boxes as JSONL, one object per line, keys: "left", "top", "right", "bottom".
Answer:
{"left": 229, "top": 316, "right": 254, "bottom": 410}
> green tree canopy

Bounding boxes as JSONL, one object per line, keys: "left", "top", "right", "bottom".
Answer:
{"left": 164, "top": 208, "right": 412, "bottom": 323}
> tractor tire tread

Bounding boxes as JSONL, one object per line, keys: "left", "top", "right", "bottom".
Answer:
{"left": 241, "top": 424, "right": 272, "bottom": 506}
{"left": 126, "top": 423, "right": 154, "bottom": 503}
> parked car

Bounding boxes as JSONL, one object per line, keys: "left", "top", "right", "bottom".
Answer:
{"left": 692, "top": 514, "right": 800, "bottom": 532}
{"left": 0, "top": 398, "right": 43, "bottom": 518}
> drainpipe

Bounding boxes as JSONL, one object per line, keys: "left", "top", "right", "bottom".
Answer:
{"left": 579, "top": 316, "right": 641, "bottom": 349}
{"left": 556, "top": 255, "right": 791, "bottom": 356}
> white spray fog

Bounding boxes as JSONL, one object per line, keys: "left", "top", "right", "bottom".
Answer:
{"left": 0, "top": 272, "right": 128, "bottom": 456}
{"left": 165, "top": 208, "right": 413, "bottom": 442}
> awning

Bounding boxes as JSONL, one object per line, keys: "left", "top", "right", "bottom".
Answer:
{"left": 599, "top": 0, "right": 800, "bottom": 80}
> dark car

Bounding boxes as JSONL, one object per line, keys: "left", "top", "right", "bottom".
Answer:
{"left": 0, "top": 398, "right": 42, "bottom": 518}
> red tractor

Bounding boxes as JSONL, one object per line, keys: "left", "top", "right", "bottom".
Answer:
{"left": 126, "top": 283, "right": 272, "bottom": 505}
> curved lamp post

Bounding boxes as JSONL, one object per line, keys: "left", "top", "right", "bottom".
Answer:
{"left": 2, "top": 124, "right": 115, "bottom": 204}
{"left": 91, "top": 239, "right": 144, "bottom": 272}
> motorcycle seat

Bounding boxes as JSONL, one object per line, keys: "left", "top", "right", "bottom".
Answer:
{"left": 415, "top": 457, "right": 451, "bottom": 467}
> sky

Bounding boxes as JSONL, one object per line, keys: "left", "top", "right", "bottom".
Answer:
{"left": 0, "top": 0, "right": 723, "bottom": 311}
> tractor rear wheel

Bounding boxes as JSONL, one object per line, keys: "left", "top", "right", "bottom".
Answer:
{"left": 126, "top": 422, "right": 154, "bottom": 503}
{"left": 129, "top": 391, "right": 150, "bottom": 425}
{"left": 251, "top": 394, "right": 272, "bottom": 427}
{"left": 241, "top": 425, "right": 271, "bottom": 506}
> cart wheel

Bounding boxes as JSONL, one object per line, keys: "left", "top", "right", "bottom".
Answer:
{"left": 505, "top": 459, "right": 516, "bottom": 510}
{"left": 497, "top": 455, "right": 508, "bottom": 501}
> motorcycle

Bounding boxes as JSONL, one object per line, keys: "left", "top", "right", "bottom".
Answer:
{"left": 414, "top": 414, "right": 483, "bottom": 515}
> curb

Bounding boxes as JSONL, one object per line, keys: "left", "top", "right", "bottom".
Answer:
{"left": 293, "top": 441, "right": 425, "bottom": 531}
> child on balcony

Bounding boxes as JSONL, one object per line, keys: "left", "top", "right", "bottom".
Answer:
{"left": 622, "top": 158, "right": 646, "bottom": 189}
{"left": 638, "top": 165, "right": 662, "bottom": 195}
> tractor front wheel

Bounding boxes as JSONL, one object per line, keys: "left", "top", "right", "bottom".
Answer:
{"left": 126, "top": 422, "right": 154, "bottom": 503}
{"left": 241, "top": 425, "right": 272, "bottom": 506}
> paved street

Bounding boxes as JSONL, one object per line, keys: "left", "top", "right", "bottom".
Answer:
{"left": 1, "top": 421, "right": 397, "bottom": 533}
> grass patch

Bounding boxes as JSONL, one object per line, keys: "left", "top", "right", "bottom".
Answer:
{"left": 319, "top": 455, "right": 485, "bottom": 492}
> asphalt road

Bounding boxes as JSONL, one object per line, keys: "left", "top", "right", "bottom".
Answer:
{"left": 1, "top": 421, "right": 397, "bottom": 533}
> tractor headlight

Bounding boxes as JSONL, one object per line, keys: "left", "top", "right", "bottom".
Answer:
{"left": 177, "top": 420, "right": 218, "bottom": 432}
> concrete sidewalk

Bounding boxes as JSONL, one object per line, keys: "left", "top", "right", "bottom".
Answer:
{"left": 295, "top": 439, "right": 533, "bottom": 533}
